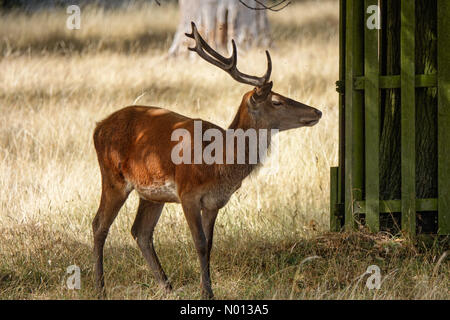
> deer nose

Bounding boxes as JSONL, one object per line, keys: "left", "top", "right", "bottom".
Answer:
{"left": 315, "top": 109, "right": 322, "bottom": 119}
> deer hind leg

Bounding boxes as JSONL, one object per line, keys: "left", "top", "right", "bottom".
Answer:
{"left": 92, "top": 174, "right": 130, "bottom": 297}
{"left": 131, "top": 198, "right": 171, "bottom": 292}
{"left": 181, "top": 198, "right": 214, "bottom": 299}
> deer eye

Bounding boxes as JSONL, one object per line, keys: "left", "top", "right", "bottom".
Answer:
{"left": 272, "top": 100, "right": 282, "bottom": 107}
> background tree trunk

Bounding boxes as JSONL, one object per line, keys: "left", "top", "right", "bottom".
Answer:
{"left": 168, "top": 0, "right": 271, "bottom": 56}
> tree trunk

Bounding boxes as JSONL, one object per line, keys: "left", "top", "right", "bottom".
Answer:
{"left": 414, "top": 0, "right": 437, "bottom": 199}
{"left": 168, "top": 0, "right": 271, "bottom": 56}
{"left": 379, "top": 0, "right": 401, "bottom": 200}
{"left": 379, "top": 0, "right": 437, "bottom": 200}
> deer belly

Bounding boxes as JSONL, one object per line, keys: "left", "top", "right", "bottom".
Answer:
{"left": 135, "top": 181, "right": 180, "bottom": 203}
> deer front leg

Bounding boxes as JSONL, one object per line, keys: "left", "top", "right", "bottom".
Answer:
{"left": 181, "top": 199, "right": 214, "bottom": 299}
{"left": 202, "top": 209, "right": 219, "bottom": 272}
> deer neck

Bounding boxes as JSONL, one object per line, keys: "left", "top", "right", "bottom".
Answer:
{"left": 220, "top": 97, "right": 272, "bottom": 184}
{"left": 228, "top": 94, "right": 269, "bottom": 131}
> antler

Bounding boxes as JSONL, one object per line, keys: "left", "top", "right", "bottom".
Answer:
{"left": 185, "top": 22, "right": 272, "bottom": 87}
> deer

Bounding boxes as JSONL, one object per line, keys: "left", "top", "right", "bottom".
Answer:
{"left": 92, "top": 22, "right": 322, "bottom": 299}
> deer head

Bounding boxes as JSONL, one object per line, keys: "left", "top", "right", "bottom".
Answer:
{"left": 185, "top": 22, "right": 322, "bottom": 132}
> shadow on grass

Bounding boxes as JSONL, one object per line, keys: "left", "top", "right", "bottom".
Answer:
{"left": 271, "top": 13, "right": 339, "bottom": 44}
{"left": 0, "top": 11, "right": 339, "bottom": 57}
{"left": 1, "top": 29, "right": 174, "bottom": 56}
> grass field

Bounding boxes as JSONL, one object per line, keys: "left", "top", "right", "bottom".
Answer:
{"left": 0, "top": 0, "right": 448, "bottom": 299}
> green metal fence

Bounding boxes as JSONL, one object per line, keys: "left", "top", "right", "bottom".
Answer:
{"left": 330, "top": 0, "right": 450, "bottom": 236}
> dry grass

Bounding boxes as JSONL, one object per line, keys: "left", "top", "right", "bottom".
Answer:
{"left": 0, "top": 0, "right": 448, "bottom": 300}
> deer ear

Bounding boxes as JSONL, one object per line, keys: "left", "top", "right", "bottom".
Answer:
{"left": 254, "top": 81, "right": 273, "bottom": 101}
{"left": 249, "top": 82, "right": 273, "bottom": 112}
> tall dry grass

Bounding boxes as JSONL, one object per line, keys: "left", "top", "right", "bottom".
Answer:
{"left": 0, "top": 1, "right": 448, "bottom": 299}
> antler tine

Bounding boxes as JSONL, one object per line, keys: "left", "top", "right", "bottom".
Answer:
{"left": 185, "top": 22, "right": 233, "bottom": 67}
{"left": 185, "top": 21, "right": 272, "bottom": 87}
{"left": 186, "top": 36, "right": 231, "bottom": 70}
{"left": 263, "top": 50, "right": 272, "bottom": 83}
{"left": 227, "top": 49, "right": 272, "bottom": 86}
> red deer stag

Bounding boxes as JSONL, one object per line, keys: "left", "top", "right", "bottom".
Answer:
{"left": 92, "top": 22, "right": 322, "bottom": 299}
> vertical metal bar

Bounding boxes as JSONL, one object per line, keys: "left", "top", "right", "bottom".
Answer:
{"left": 400, "top": 0, "right": 416, "bottom": 236}
{"left": 364, "top": 0, "right": 380, "bottom": 232}
{"left": 437, "top": 0, "right": 450, "bottom": 235}
{"left": 330, "top": 167, "right": 340, "bottom": 231}
{"left": 345, "top": 0, "right": 365, "bottom": 230}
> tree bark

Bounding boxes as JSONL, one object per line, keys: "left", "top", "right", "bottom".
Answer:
{"left": 414, "top": 0, "right": 437, "bottom": 199}
{"left": 168, "top": 0, "right": 271, "bottom": 56}
{"left": 379, "top": 0, "right": 437, "bottom": 201}
{"left": 380, "top": 0, "right": 401, "bottom": 200}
